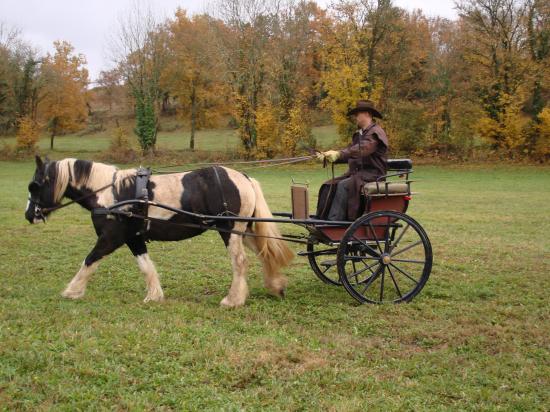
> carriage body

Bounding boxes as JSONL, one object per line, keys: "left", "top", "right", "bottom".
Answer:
{"left": 301, "top": 159, "right": 433, "bottom": 304}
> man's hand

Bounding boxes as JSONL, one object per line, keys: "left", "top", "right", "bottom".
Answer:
{"left": 316, "top": 151, "right": 325, "bottom": 162}
{"left": 323, "top": 150, "right": 340, "bottom": 163}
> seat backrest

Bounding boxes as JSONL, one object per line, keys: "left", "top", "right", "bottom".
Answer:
{"left": 387, "top": 158, "right": 412, "bottom": 171}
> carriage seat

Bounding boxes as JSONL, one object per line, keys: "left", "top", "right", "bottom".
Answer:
{"left": 387, "top": 158, "right": 412, "bottom": 171}
{"left": 364, "top": 182, "right": 410, "bottom": 195}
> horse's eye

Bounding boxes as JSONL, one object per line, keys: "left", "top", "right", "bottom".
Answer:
{"left": 28, "top": 182, "right": 41, "bottom": 192}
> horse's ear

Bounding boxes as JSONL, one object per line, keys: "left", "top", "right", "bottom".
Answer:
{"left": 35, "top": 155, "right": 43, "bottom": 169}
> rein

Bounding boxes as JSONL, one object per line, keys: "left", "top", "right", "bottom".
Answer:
{"left": 151, "top": 155, "right": 316, "bottom": 174}
{"left": 30, "top": 154, "right": 317, "bottom": 221}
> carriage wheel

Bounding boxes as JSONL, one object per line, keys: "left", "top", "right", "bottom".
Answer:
{"left": 336, "top": 211, "right": 432, "bottom": 304}
{"left": 307, "top": 241, "right": 342, "bottom": 286}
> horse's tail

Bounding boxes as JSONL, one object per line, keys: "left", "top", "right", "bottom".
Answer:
{"left": 249, "top": 178, "right": 294, "bottom": 279}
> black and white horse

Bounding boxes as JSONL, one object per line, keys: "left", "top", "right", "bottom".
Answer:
{"left": 25, "top": 156, "right": 294, "bottom": 307}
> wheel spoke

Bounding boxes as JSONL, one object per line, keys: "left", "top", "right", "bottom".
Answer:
{"left": 379, "top": 266, "right": 385, "bottom": 302}
{"left": 389, "top": 262, "right": 419, "bottom": 284}
{"left": 348, "top": 263, "right": 375, "bottom": 281}
{"left": 361, "top": 270, "right": 381, "bottom": 295}
{"left": 367, "top": 221, "right": 383, "bottom": 253}
{"left": 391, "top": 240, "right": 422, "bottom": 257}
{"left": 387, "top": 266, "right": 403, "bottom": 299}
{"left": 391, "top": 258, "right": 425, "bottom": 264}
{"left": 390, "top": 223, "right": 409, "bottom": 253}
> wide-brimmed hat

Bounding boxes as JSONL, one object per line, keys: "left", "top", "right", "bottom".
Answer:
{"left": 347, "top": 100, "right": 383, "bottom": 119}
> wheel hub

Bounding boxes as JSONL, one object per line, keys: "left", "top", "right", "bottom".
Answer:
{"left": 381, "top": 253, "right": 392, "bottom": 265}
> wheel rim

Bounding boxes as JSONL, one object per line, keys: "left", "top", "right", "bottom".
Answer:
{"left": 307, "top": 242, "right": 342, "bottom": 286}
{"left": 337, "top": 211, "right": 432, "bottom": 304}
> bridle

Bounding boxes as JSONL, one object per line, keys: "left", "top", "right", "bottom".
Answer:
{"left": 28, "top": 179, "right": 117, "bottom": 220}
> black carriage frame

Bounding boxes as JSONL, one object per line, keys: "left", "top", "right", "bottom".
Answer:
{"left": 94, "top": 158, "right": 432, "bottom": 304}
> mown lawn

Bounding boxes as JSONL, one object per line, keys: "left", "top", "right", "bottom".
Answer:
{"left": 0, "top": 160, "right": 549, "bottom": 410}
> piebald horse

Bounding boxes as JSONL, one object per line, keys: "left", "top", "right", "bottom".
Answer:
{"left": 25, "top": 156, "right": 294, "bottom": 307}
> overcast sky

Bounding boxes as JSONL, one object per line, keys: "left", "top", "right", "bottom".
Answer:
{"left": 0, "top": 0, "right": 458, "bottom": 83}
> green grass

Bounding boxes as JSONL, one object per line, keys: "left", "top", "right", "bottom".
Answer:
{"left": 0, "top": 125, "right": 339, "bottom": 155}
{"left": 1, "top": 160, "right": 549, "bottom": 410}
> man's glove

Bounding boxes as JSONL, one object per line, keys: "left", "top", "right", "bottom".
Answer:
{"left": 323, "top": 150, "right": 340, "bottom": 163}
{"left": 316, "top": 152, "right": 325, "bottom": 162}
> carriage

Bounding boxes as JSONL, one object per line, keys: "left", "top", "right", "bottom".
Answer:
{"left": 104, "top": 158, "right": 432, "bottom": 305}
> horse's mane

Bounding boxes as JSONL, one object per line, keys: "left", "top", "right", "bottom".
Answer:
{"left": 52, "top": 159, "right": 134, "bottom": 203}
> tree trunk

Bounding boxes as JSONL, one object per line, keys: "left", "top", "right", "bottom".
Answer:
{"left": 190, "top": 84, "right": 196, "bottom": 151}
{"left": 49, "top": 117, "right": 58, "bottom": 150}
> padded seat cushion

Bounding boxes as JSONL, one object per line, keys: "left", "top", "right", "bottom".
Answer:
{"left": 364, "top": 182, "right": 410, "bottom": 195}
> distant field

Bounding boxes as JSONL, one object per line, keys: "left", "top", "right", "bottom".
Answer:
{"left": 0, "top": 125, "right": 339, "bottom": 154}
{"left": 0, "top": 161, "right": 549, "bottom": 410}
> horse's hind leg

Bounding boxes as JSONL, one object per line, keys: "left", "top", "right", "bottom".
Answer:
{"left": 62, "top": 234, "right": 124, "bottom": 299}
{"left": 126, "top": 236, "right": 164, "bottom": 303}
{"left": 220, "top": 229, "right": 249, "bottom": 308}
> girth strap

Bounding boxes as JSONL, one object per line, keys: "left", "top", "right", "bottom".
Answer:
{"left": 135, "top": 167, "right": 152, "bottom": 238}
{"left": 212, "top": 166, "right": 230, "bottom": 215}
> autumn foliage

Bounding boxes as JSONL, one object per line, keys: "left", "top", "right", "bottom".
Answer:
{"left": 0, "top": 0, "right": 548, "bottom": 160}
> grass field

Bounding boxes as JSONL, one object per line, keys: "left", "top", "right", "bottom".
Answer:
{"left": 1, "top": 159, "right": 549, "bottom": 410}
{"left": 0, "top": 125, "right": 339, "bottom": 155}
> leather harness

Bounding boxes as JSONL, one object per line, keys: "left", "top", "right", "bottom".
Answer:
{"left": 134, "top": 167, "right": 152, "bottom": 238}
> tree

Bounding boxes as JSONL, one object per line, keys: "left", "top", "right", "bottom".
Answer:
{"left": 110, "top": 3, "right": 167, "bottom": 153}
{"left": 457, "top": 0, "right": 530, "bottom": 151}
{"left": 39, "top": 41, "right": 88, "bottom": 149}
{"left": 215, "top": 0, "right": 277, "bottom": 155}
{"left": 0, "top": 23, "right": 42, "bottom": 134}
{"left": 96, "top": 68, "right": 122, "bottom": 113}
{"left": 164, "top": 10, "right": 226, "bottom": 150}
{"left": 319, "top": 5, "right": 374, "bottom": 141}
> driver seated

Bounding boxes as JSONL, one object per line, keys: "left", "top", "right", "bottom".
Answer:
{"left": 316, "top": 100, "right": 388, "bottom": 221}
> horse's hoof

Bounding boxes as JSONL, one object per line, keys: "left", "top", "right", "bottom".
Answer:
{"left": 220, "top": 296, "right": 245, "bottom": 308}
{"left": 143, "top": 293, "right": 164, "bottom": 303}
{"left": 61, "top": 289, "right": 84, "bottom": 299}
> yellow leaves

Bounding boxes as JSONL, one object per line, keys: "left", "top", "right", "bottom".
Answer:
{"left": 320, "top": 16, "right": 381, "bottom": 143}
{"left": 533, "top": 107, "right": 550, "bottom": 159}
{"left": 15, "top": 116, "right": 40, "bottom": 152}
{"left": 255, "top": 103, "right": 280, "bottom": 159}
{"left": 255, "top": 94, "right": 313, "bottom": 158}
{"left": 281, "top": 98, "right": 313, "bottom": 156}
{"left": 476, "top": 94, "right": 528, "bottom": 154}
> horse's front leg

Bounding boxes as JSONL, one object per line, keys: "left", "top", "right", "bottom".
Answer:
{"left": 61, "top": 233, "right": 125, "bottom": 299}
{"left": 220, "top": 229, "right": 249, "bottom": 308}
{"left": 126, "top": 236, "right": 164, "bottom": 303}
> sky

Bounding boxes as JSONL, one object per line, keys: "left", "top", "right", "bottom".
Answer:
{"left": 0, "top": 0, "right": 458, "bottom": 83}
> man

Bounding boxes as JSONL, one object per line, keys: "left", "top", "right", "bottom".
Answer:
{"left": 316, "top": 100, "right": 388, "bottom": 221}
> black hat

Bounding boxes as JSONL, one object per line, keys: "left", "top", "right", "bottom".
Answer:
{"left": 347, "top": 100, "right": 383, "bottom": 119}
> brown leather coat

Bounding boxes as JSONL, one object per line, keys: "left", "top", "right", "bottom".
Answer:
{"left": 316, "top": 123, "right": 388, "bottom": 220}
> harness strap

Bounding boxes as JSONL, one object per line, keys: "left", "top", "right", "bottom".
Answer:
{"left": 134, "top": 167, "right": 152, "bottom": 238}
{"left": 212, "top": 166, "right": 229, "bottom": 214}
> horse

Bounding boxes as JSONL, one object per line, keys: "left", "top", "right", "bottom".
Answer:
{"left": 25, "top": 156, "right": 294, "bottom": 307}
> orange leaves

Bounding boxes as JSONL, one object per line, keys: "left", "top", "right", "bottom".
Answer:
{"left": 39, "top": 40, "right": 89, "bottom": 144}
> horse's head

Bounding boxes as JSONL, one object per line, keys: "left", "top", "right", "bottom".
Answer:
{"left": 25, "top": 155, "right": 58, "bottom": 224}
